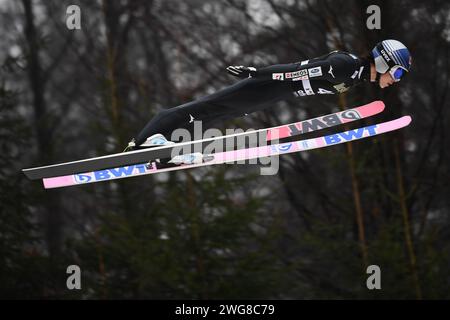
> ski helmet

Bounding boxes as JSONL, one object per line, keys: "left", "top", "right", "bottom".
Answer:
{"left": 371, "top": 39, "right": 412, "bottom": 74}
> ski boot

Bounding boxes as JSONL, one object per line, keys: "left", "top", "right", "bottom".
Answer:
{"left": 123, "top": 134, "right": 175, "bottom": 152}
{"left": 168, "top": 152, "right": 205, "bottom": 165}
{"left": 140, "top": 134, "right": 176, "bottom": 148}
{"left": 138, "top": 134, "right": 205, "bottom": 165}
{"left": 146, "top": 152, "right": 205, "bottom": 170}
{"left": 124, "top": 134, "right": 211, "bottom": 169}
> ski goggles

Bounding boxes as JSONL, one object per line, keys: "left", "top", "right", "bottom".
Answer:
{"left": 389, "top": 65, "right": 407, "bottom": 82}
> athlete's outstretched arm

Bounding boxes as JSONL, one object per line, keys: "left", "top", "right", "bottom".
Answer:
{"left": 227, "top": 53, "right": 359, "bottom": 82}
{"left": 226, "top": 63, "right": 303, "bottom": 80}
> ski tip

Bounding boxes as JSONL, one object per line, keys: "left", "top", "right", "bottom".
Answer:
{"left": 386, "top": 115, "right": 412, "bottom": 128}
{"left": 402, "top": 115, "right": 413, "bottom": 126}
{"left": 357, "top": 100, "right": 385, "bottom": 117}
{"left": 369, "top": 100, "right": 385, "bottom": 112}
{"left": 378, "top": 115, "right": 412, "bottom": 133}
{"left": 375, "top": 100, "right": 385, "bottom": 110}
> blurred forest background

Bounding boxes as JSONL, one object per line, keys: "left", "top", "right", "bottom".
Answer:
{"left": 0, "top": 0, "right": 449, "bottom": 299}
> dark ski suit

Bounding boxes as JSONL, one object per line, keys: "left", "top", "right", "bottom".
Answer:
{"left": 134, "top": 51, "right": 371, "bottom": 145}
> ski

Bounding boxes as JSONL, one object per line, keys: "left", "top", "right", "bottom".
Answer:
{"left": 23, "top": 101, "right": 384, "bottom": 180}
{"left": 41, "top": 115, "right": 411, "bottom": 189}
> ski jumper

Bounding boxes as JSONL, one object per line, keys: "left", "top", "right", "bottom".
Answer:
{"left": 134, "top": 51, "right": 371, "bottom": 145}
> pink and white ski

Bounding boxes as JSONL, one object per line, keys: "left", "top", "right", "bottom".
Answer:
{"left": 42, "top": 115, "right": 412, "bottom": 189}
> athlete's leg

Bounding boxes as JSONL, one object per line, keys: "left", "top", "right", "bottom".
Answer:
{"left": 133, "top": 100, "right": 215, "bottom": 145}
{"left": 133, "top": 77, "right": 292, "bottom": 146}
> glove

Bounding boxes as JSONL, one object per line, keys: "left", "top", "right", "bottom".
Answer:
{"left": 226, "top": 65, "right": 257, "bottom": 78}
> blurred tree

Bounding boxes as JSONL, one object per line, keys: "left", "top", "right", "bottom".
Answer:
{"left": 69, "top": 168, "right": 287, "bottom": 299}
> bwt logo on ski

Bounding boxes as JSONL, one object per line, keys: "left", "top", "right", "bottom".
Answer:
{"left": 271, "top": 143, "right": 293, "bottom": 153}
{"left": 341, "top": 110, "right": 361, "bottom": 120}
{"left": 75, "top": 164, "right": 148, "bottom": 183}
{"left": 288, "top": 110, "right": 361, "bottom": 135}
{"left": 324, "top": 125, "right": 378, "bottom": 145}
{"left": 75, "top": 173, "right": 92, "bottom": 183}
